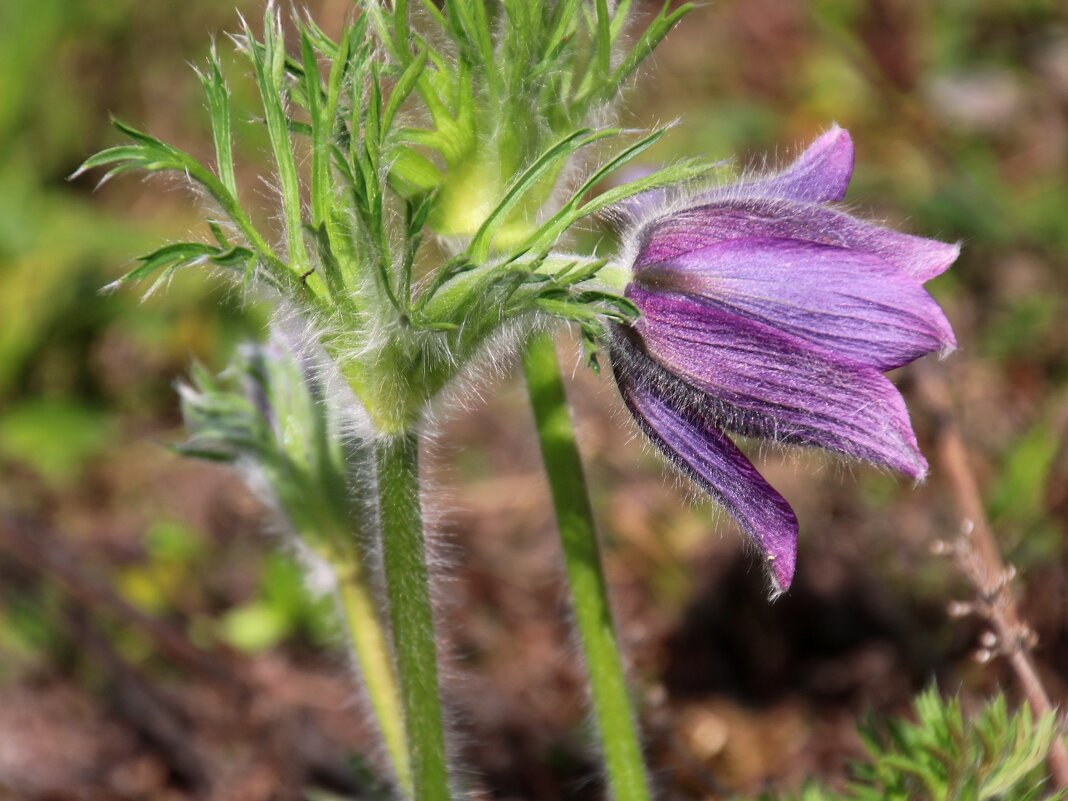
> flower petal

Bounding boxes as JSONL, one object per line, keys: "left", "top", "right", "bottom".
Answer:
{"left": 635, "top": 197, "right": 960, "bottom": 282}
{"left": 724, "top": 126, "right": 855, "bottom": 203}
{"left": 628, "top": 286, "right": 928, "bottom": 479}
{"left": 611, "top": 333, "right": 798, "bottom": 591}
{"left": 635, "top": 237, "right": 956, "bottom": 370}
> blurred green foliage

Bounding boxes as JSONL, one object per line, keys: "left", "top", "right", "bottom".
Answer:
{"left": 218, "top": 552, "right": 336, "bottom": 653}
{"left": 0, "top": 0, "right": 265, "bottom": 479}
{"left": 766, "top": 690, "right": 1064, "bottom": 801}
{"left": 0, "top": 0, "right": 273, "bottom": 673}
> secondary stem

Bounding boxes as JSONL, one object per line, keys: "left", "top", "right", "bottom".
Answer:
{"left": 333, "top": 560, "right": 413, "bottom": 797}
{"left": 522, "top": 331, "right": 652, "bottom": 801}
{"left": 375, "top": 432, "right": 451, "bottom": 801}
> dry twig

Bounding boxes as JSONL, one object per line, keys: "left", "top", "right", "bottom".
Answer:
{"left": 915, "top": 364, "right": 1068, "bottom": 791}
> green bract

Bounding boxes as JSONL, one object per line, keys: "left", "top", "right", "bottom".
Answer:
{"left": 75, "top": 3, "right": 709, "bottom": 433}
{"left": 368, "top": 0, "right": 693, "bottom": 242}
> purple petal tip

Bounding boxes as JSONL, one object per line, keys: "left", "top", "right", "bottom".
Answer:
{"left": 611, "top": 334, "right": 800, "bottom": 594}
{"left": 766, "top": 532, "right": 797, "bottom": 593}
{"left": 748, "top": 125, "right": 856, "bottom": 204}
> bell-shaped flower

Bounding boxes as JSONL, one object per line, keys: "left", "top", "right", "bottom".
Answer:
{"left": 611, "top": 127, "right": 958, "bottom": 593}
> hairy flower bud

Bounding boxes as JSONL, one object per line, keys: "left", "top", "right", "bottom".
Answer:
{"left": 178, "top": 333, "right": 371, "bottom": 552}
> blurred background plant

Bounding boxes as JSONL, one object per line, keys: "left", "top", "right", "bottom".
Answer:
{"left": 1, "top": 1, "right": 1067, "bottom": 799}
{"left": 764, "top": 690, "right": 1065, "bottom": 801}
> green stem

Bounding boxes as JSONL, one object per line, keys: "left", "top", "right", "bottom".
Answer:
{"left": 522, "top": 331, "right": 652, "bottom": 801}
{"left": 333, "top": 560, "right": 413, "bottom": 798}
{"left": 375, "top": 432, "right": 451, "bottom": 801}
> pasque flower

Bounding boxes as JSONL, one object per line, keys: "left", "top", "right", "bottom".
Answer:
{"left": 610, "top": 127, "right": 958, "bottom": 592}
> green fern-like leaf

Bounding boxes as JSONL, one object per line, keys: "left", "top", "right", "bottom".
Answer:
{"left": 759, "top": 689, "right": 1064, "bottom": 801}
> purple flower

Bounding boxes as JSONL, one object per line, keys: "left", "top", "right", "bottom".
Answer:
{"left": 611, "top": 127, "right": 958, "bottom": 593}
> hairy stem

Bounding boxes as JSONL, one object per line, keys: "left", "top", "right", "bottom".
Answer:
{"left": 522, "top": 332, "right": 652, "bottom": 801}
{"left": 916, "top": 365, "right": 1068, "bottom": 791}
{"left": 333, "top": 559, "right": 413, "bottom": 797}
{"left": 375, "top": 433, "right": 451, "bottom": 801}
